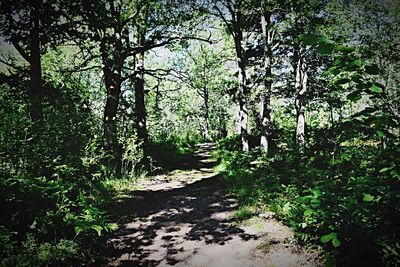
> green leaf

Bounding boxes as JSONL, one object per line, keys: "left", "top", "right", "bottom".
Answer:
{"left": 369, "top": 84, "right": 383, "bottom": 93}
{"left": 311, "top": 188, "right": 322, "bottom": 197}
{"left": 0, "top": 226, "right": 13, "bottom": 242}
{"left": 300, "top": 34, "right": 334, "bottom": 45}
{"left": 376, "top": 130, "right": 386, "bottom": 138}
{"left": 318, "top": 36, "right": 335, "bottom": 44}
{"left": 379, "top": 166, "right": 393, "bottom": 173}
{"left": 350, "top": 59, "right": 363, "bottom": 67}
{"left": 335, "top": 78, "right": 350, "bottom": 85}
{"left": 299, "top": 222, "right": 307, "bottom": 229}
{"left": 92, "top": 225, "right": 103, "bottom": 236}
{"left": 332, "top": 238, "right": 341, "bottom": 248}
{"left": 79, "top": 191, "right": 85, "bottom": 203}
{"left": 337, "top": 46, "right": 355, "bottom": 53}
{"left": 317, "top": 43, "right": 335, "bottom": 55}
{"left": 74, "top": 226, "right": 83, "bottom": 236}
{"left": 304, "top": 209, "right": 314, "bottom": 216}
{"left": 282, "top": 202, "right": 292, "bottom": 214}
{"left": 107, "top": 223, "right": 119, "bottom": 232}
{"left": 324, "top": 254, "right": 337, "bottom": 267}
{"left": 347, "top": 92, "right": 362, "bottom": 101}
{"left": 321, "top": 232, "right": 337, "bottom": 243}
{"left": 363, "top": 193, "right": 374, "bottom": 202}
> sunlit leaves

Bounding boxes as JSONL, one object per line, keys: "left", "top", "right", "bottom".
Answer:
{"left": 336, "top": 46, "right": 355, "bottom": 53}
{"left": 363, "top": 193, "right": 381, "bottom": 203}
{"left": 379, "top": 166, "right": 394, "bottom": 173}
{"left": 369, "top": 84, "right": 383, "bottom": 94}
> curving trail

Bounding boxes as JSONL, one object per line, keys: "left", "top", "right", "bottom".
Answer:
{"left": 99, "top": 143, "right": 321, "bottom": 267}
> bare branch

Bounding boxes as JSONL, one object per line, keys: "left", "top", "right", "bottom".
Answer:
{"left": 125, "top": 34, "right": 212, "bottom": 58}
{"left": 0, "top": 57, "right": 20, "bottom": 71}
{"left": 63, "top": 54, "right": 100, "bottom": 73}
{"left": 212, "top": 5, "right": 234, "bottom": 38}
{"left": 10, "top": 38, "right": 30, "bottom": 63}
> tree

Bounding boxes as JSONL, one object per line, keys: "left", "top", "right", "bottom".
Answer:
{"left": 65, "top": 0, "right": 208, "bottom": 173}
{"left": 287, "top": 0, "right": 325, "bottom": 150}
{"left": 212, "top": 0, "right": 256, "bottom": 151}
{"left": 258, "top": 0, "right": 282, "bottom": 152}
{"left": 134, "top": 6, "right": 149, "bottom": 168}
{"left": 0, "top": 0, "right": 66, "bottom": 174}
{"left": 171, "top": 42, "right": 230, "bottom": 140}
{"left": 0, "top": 0, "right": 49, "bottom": 125}
{"left": 324, "top": 0, "right": 400, "bottom": 130}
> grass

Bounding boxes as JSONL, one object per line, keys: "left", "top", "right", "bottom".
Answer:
{"left": 257, "top": 241, "right": 273, "bottom": 254}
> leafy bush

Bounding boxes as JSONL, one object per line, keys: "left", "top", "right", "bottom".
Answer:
{"left": 215, "top": 138, "right": 400, "bottom": 266}
{"left": 0, "top": 76, "right": 117, "bottom": 266}
{"left": 1, "top": 235, "right": 79, "bottom": 267}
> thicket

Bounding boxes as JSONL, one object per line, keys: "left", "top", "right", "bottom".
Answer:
{"left": 0, "top": 73, "right": 119, "bottom": 265}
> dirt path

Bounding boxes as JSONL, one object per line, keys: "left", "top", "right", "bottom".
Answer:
{"left": 100, "top": 143, "right": 321, "bottom": 267}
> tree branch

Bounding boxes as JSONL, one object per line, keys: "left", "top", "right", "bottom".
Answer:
{"left": 125, "top": 34, "right": 212, "bottom": 58}
{"left": 10, "top": 38, "right": 30, "bottom": 63}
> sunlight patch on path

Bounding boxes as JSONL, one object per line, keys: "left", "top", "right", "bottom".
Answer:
{"left": 104, "top": 143, "right": 322, "bottom": 267}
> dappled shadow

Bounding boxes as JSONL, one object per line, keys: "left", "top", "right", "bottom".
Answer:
{"left": 97, "top": 144, "right": 260, "bottom": 266}
{"left": 100, "top": 174, "right": 258, "bottom": 266}
{"left": 149, "top": 143, "right": 218, "bottom": 173}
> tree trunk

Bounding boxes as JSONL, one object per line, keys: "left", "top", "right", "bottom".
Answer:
{"left": 260, "top": 9, "right": 273, "bottom": 153}
{"left": 135, "top": 33, "right": 149, "bottom": 169}
{"left": 203, "top": 87, "right": 210, "bottom": 140}
{"left": 238, "top": 56, "right": 249, "bottom": 151}
{"left": 29, "top": 0, "right": 43, "bottom": 125}
{"left": 101, "top": 31, "right": 123, "bottom": 174}
{"left": 294, "top": 50, "right": 308, "bottom": 149}
{"left": 233, "top": 11, "right": 249, "bottom": 151}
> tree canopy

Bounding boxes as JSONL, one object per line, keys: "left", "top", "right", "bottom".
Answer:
{"left": 0, "top": 0, "right": 399, "bottom": 266}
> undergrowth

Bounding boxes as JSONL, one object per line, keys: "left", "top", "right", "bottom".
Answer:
{"left": 215, "top": 134, "right": 400, "bottom": 267}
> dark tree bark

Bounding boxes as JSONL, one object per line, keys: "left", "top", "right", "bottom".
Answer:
{"left": 134, "top": 32, "right": 149, "bottom": 169}
{"left": 214, "top": 1, "right": 249, "bottom": 151}
{"left": 29, "top": 0, "right": 43, "bottom": 125}
{"left": 232, "top": 9, "right": 249, "bottom": 151}
{"left": 101, "top": 28, "right": 123, "bottom": 174}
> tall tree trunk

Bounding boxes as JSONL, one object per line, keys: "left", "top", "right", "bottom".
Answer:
{"left": 101, "top": 30, "right": 123, "bottom": 174}
{"left": 233, "top": 11, "right": 249, "bottom": 151}
{"left": 203, "top": 87, "right": 210, "bottom": 140}
{"left": 294, "top": 49, "right": 307, "bottom": 149}
{"left": 29, "top": 0, "right": 43, "bottom": 125}
{"left": 260, "top": 9, "right": 273, "bottom": 153}
{"left": 238, "top": 54, "right": 249, "bottom": 151}
{"left": 27, "top": 0, "right": 44, "bottom": 175}
{"left": 135, "top": 33, "right": 149, "bottom": 169}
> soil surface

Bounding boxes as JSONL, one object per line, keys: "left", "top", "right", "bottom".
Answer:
{"left": 100, "top": 143, "right": 322, "bottom": 267}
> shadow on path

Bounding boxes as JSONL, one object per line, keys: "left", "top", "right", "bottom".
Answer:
{"left": 98, "top": 143, "right": 259, "bottom": 266}
{"left": 149, "top": 143, "right": 217, "bottom": 173}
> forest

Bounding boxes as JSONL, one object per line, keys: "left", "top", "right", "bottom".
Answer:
{"left": 0, "top": 0, "right": 399, "bottom": 266}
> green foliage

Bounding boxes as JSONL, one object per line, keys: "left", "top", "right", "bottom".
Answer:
{"left": 1, "top": 235, "right": 79, "bottom": 267}
{"left": 0, "top": 68, "right": 116, "bottom": 266}
{"left": 1, "top": 0, "right": 399, "bottom": 266}
{"left": 216, "top": 140, "right": 400, "bottom": 266}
